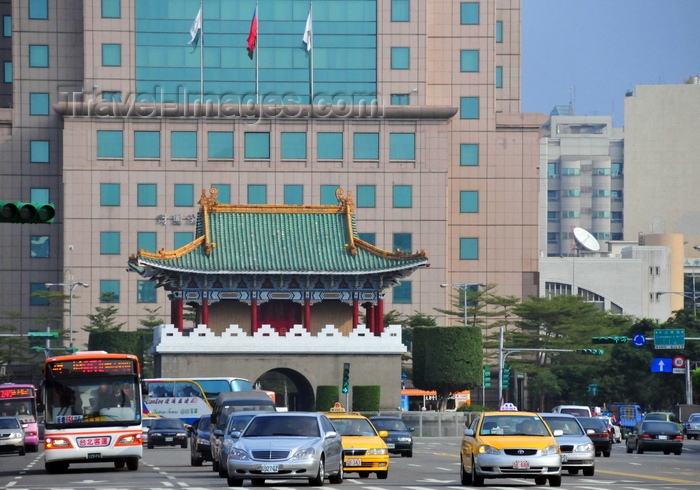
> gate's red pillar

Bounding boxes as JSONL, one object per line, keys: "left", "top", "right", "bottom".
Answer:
{"left": 201, "top": 299, "right": 209, "bottom": 327}
{"left": 251, "top": 298, "right": 258, "bottom": 333}
{"left": 171, "top": 298, "right": 184, "bottom": 332}
{"left": 376, "top": 297, "right": 384, "bottom": 335}
{"left": 304, "top": 298, "right": 311, "bottom": 332}
{"left": 352, "top": 299, "right": 359, "bottom": 329}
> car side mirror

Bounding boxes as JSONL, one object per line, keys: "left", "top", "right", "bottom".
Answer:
{"left": 586, "top": 429, "right": 595, "bottom": 435}
{"left": 378, "top": 430, "right": 389, "bottom": 437}
{"left": 464, "top": 428, "right": 474, "bottom": 436}
{"left": 214, "top": 429, "right": 223, "bottom": 437}
{"left": 325, "top": 430, "right": 339, "bottom": 439}
{"left": 408, "top": 427, "right": 415, "bottom": 432}
{"left": 552, "top": 429, "right": 563, "bottom": 437}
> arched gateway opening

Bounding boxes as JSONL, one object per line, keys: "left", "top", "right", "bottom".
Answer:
{"left": 254, "top": 368, "right": 315, "bottom": 412}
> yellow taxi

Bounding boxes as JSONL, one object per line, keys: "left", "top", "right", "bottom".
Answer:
{"left": 459, "top": 405, "right": 563, "bottom": 487}
{"left": 325, "top": 405, "right": 389, "bottom": 479}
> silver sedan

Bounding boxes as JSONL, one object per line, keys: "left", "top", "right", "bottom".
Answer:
{"left": 540, "top": 413, "right": 595, "bottom": 476}
{"left": 226, "top": 412, "right": 343, "bottom": 487}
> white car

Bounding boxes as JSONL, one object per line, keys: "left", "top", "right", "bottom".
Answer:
{"left": 596, "top": 416, "right": 622, "bottom": 443}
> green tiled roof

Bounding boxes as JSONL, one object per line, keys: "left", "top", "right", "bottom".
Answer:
{"left": 131, "top": 191, "right": 428, "bottom": 276}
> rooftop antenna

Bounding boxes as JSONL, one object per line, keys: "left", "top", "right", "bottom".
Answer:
{"left": 569, "top": 86, "right": 575, "bottom": 115}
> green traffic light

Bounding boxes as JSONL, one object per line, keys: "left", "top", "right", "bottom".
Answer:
{"left": 577, "top": 348, "right": 605, "bottom": 355}
{"left": 591, "top": 336, "right": 627, "bottom": 344}
{"left": 342, "top": 362, "right": 350, "bottom": 394}
{"left": 0, "top": 201, "right": 55, "bottom": 224}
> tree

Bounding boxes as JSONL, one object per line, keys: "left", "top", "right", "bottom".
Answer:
{"left": 402, "top": 311, "right": 437, "bottom": 352}
{"left": 0, "top": 311, "right": 35, "bottom": 381}
{"left": 30, "top": 289, "right": 72, "bottom": 346}
{"left": 412, "top": 326, "right": 482, "bottom": 411}
{"left": 83, "top": 292, "right": 125, "bottom": 334}
{"left": 139, "top": 306, "right": 164, "bottom": 378}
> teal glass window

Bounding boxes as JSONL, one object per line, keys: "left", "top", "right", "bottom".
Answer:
{"left": 137, "top": 280, "right": 157, "bottom": 303}
{"left": 102, "top": 91, "right": 121, "bottom": 102}
{"left": 29, "top": 45, "right": 49, "bottom": 67}
{"left": 30, "top": 140, "right": 49, "bottom": 163}
{"left": 496, "top": 21, "right": 503, "bottom": 43}
{"left": 460, "top": 144, "right": 479, "bottom": 166}
{"left": 30, "top": 235, "right": 49, "bottom": 258}
{"left": 284, "top": 184, "right": 303, "bottom": 205}
{"left": 390, "top": 133, "right": 415, "bottom": 160}
{"left": 393, "top": 233, "right": 412, "bottom": 252}
{"left": 460, "top": 191, "right": 479, "bottom": 212}
{"left": 30, "top": 283, "right": 49, "bottom": 306}
{"left": 208, "top": 131, "right": 233, "bottom": 159}
{"left": 460, "top": 50, "right": 479, "bottom": 72}
{"left": 358, "top": 233, "right": 375, "bottom": 245}
{"left": 548, "top": 162, "right": 557, "bottom": 178}
{"left": 356, "top": 185, "right": 376, "bottom": 208}
{"left": 320, "top": 185, "right": 339, "bottom": 205}
{"left": 245, "top": 133, "right": 270, "bottom": 159}
{"left": 612, "top": 162, "right": 623, "bottom": 177}
{"left": 317, "top": 133, "right": 343, "bottom": 160}
{"left": 174, "top": 232, "right": 193, "bottom": 249}
{"left": 137, "top": 183, "right": 157, "bottom": 206}
{"left": 460, "top": 97, "right": 479, "bottom": 119}
{"left": 460, "top": 2, "right": 479, "bottom": 24}
{"left": 393, "top": 185, "right": 412, "bottom": 208}
{"left": 548, "top": 190, "right": 559, "bottom": 201}
{"left": 171, "top": 131, "right": 197, "bottom": 159}
{"left": 137, "top": 231, "right": 157, "bottom": 252}
{"left": 393, "top": 281, "right": 412, "bottom": 304}
{"left": 391, "top": 47, "right": 409, "bottom": 70}
{"left": 495, "top": 66, "right": 503, "bottom": 88}
{"left": 391, "top": 94, "right": 409, "bottom": 105}
{"left": 391, "top": 0, "right": 409, "bottom": 21}
{"left": 102, "top": 43, "right": 121, "bottom": 67}
{"left": 174, "top": 184, "right": 194, "bottom": 207}
{"left": 100, "top": 231, "right": 120, "bottom": 255}
{"left": 30, "top": 93, "right": 49, "bottom": 115}
{"left": 100, "top": 280, "right": 120, "bottom": 303}
{"left": 547, "top": 211, "right": 559, "bottom": 222}
{"left": 102, "top": 0, "right": 121, "bottom": 18}
{"left": 212, "top": 184, "right": 231, "bottom": 204}
{"left": 30, "top": 188, "right": 49, "bottom": 203}
{"left": 3, "top": 16, "right": 10, "bottom": 37}
{"left": 97, "top": 130, "right": 123, "bottom": 158}
{"left": 281, "top": 132, "right": 307, "bottom": 160}
{"left": 460, "top": 237, "right": 479, "bottom": 260}
{"left": 29, "top": 0, "right": 48, "bottom": 19}
{"left": 3, "top": 62, "right": 11, "bottom": 83}
{"left": 353, "top": 133, "right": 379, "bottom": 160}
{"left": 248, "top": 184, "right": 267, "bottom": 204}
{"left": 100, "top": 183, "right": 120, "bottom": 206}
{"left": 134, "top": 131, "right": 160, "bottom": 158}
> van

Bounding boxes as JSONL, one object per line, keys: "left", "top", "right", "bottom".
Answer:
{"left": 210, "top": 391, "right": 276, "bottom": 430}
{"left": 551, "top": 405, "right": 592, "bottom": 417}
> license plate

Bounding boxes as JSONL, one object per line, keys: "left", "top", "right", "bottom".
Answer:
{"left": 261, "top": 464, "right": 279, "bottom": 473}
{"left": 386, "top": 443, "right": 395, "bottom": 449}
{"left": 658, "top": 435, "right": 668, "bottom": 440}
{"left": 513, "top": 460, "right": 530, "bottom": 469}
{"left": 561, "top": 455, "right": 568, "bottom": 462}
{"left": 346, "top": 458, "right": 362, "bottom": 467}
{"left": 165, "top": 437, "right": 173, "bottom": 442}
{"left": 87, "top": 453, "right": 102, "bottom": 460}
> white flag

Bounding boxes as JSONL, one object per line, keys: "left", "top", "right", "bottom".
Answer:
{"left": 302, "top": 9, "right": 312, "bottom": 51}
{"left": 189, "top": 7, "right": 202, "bottom": 45}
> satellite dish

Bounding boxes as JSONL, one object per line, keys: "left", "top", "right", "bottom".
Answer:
{"left": 573, "top": 227, "right": 600, "bottom": 252}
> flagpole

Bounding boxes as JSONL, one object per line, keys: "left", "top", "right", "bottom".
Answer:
{"left": 310, "top": 2, "right": 314, "bottom": 104}
{"left": 255, "top": 2, "right": 259, "bottom": 105}
{"left": 199, "top": 0, "right": 204, "bottom": 100}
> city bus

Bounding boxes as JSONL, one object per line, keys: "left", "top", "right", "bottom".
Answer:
{"left": 41, "top": 352, "right": 143, "bottom": 473}
{"left": 0, "top": 383, "right": 40, "bottom": 452}
{"left": 144, "top": 378, "right": 212, "bottom": 424}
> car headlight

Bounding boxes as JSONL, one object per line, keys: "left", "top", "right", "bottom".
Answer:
{"left": 223, "top": 439, "right": 234, "bottom": 449}
{"left": 152, "top": 432, "right": 161, "bottom": 437}
{"left": 573, "top": 443, "right": 594, "bottom": 452}
{"left": 477, "top": 445, "right": 500, "bottom": 455}
{"left": 228, "top": 448, "right": 250, "bottom": 461}
{"left": 176, "top": 432, "right": 186, "bottom": 437}
{"left": 292, "top": 447, "right": 316, "bottom": 459}
{"left": 197, "top": 438, "right": 210, "bottom": 445}
{"left": 11, "top": 432, "right": 23, "bottom": 438}
{"left": 368, "top": 447, "right": 388, "bottom": 455}
{"left": 397, "top": 437, "right": 412, "bottom": 442}
{"left": 541, "top": 445, "right": 560, "bottom": 456}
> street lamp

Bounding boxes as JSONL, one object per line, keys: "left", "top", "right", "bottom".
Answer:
{"left": 656, "top": 291, "right": 698, "bottom": 317}
{"left": 45, "top": 281, "right": 89, "bottom": 349}
{"left": 440, "top": 283, "right": 486, "bottom": 325}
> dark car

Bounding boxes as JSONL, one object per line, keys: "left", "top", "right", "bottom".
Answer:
{"left": 576, "top": 417, "right": 612, "bottom": 457}
{"left": 369, "top": 416, "right": 414, "bottom": 457}
{"left": 190, "top": 415, "right": 212, "bottom": 466}
{"left": 147, "top": 418, "right": 188, "bottom": 449}
{"left": 626, "top": 421, "right": 683, "bottom": 455}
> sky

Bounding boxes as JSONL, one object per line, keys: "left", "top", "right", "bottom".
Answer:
{"left": 521, "top": 0, "right": 700, "bottom": 127}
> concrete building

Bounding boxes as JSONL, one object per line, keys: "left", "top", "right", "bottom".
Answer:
{"left": 0, "top": 0, "right": 543, "bottom": 375}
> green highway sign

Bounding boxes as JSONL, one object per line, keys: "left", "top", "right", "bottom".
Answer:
{"left": 27, "top": 331, "right": 58, "bottom": 338}
{"left": 654, "top": 329, "right": 685, "bottom": 349}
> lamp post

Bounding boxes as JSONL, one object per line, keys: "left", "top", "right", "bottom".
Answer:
{"left": 656, "top": 291, "right": 698, "bottom": 317}
{"left": 440, "top": 283, "right": 486, "bottom": 326}
{"left": 45, "top": 281, "right": 89, "bottom": 349}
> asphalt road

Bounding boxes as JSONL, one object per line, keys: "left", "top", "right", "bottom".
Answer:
{"left": 2, "top": 437, "right": 700, "bottom": 489}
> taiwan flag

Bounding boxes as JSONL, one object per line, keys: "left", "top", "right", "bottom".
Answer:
{"left": 247, "top": 6, "right": 258, "bottom": 59}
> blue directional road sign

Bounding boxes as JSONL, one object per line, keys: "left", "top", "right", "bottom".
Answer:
{"left": 651, "top": 358, "right": 672, "bottom": 373}
{"left": 632, "top": 333, "right": 647, "bottom": 347}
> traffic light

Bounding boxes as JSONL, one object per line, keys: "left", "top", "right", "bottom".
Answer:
{"left": 0, "top": 201, "right": 55, "bottom": 224}
{"left": 502, "top": 365, "right": 510, "bottom": 390}
{"left": 483, "top": 366, "right": 491, "bottom": 388}
{"left": 342, "top": 363, "right": 350, "bottom": 394}
{"left": 576, "top": 348, "right": 605, "bottom": 355}
{"left": 591, "top": 336, "right": 627, "bottom": 344}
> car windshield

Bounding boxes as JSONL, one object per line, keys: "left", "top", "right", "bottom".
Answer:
{"left": 688, "top": 414, "right": 700, "bottom": 423}
{"left": 642, "top": 421, "right": 677, "bottom": 432}
{"left": 480, "top": 416, "right": 548, "bottom": 436}
{"left": 244, "top": 415, "right": 320, "bottom": 437}
{"left": 227, "top": 414, "right": 257, "bottom": 433}
{"left": 0, "top": 418, "right": 20, "bottom": 429}
{"left": 330, "top": 417, "right": 377, "bottom": 436}
{"left": 371, "top": 418, "right": 408, "bottom": 431}
{"left": 578, "top": 418, "right": 607, "bottom": 431}
{"left": 644, "top": 413, "right": 667, "bottom": 421}
{"left": 153, "top": 419, "right": 185, "bottom": 430}
{"left": 542, "top": 417, "right": 584, "bottom": 436}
